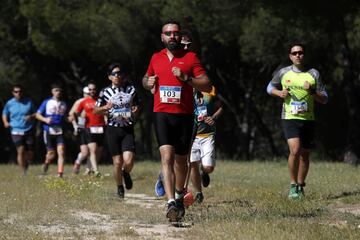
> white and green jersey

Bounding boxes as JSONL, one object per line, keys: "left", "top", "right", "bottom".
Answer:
{"left": 267, "top": 65, "right": 327, "bottom": 120}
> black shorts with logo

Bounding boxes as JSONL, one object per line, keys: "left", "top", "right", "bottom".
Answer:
{"left": 106, "top": 125, "right": 135, "bottom": 156}
{"left": 153, "top": 112, "right": 194, "bottom": 155}
{"left": 282, "top": 119, "right": 315, "bottom": 149}
{"left": 11, "top": 128, "right": 35, "bottom": 150}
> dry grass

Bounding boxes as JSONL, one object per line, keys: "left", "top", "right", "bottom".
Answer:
{"left": 1, "top": 160, "right": 360, "bottom": 239}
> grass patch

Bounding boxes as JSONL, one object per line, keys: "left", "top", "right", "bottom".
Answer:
{"left": 1, "top": 161, "right": 360, "bottom": 239}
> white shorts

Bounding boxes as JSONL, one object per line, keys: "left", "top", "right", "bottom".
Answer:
{"left": 190, "top": 135, "right": 215, "bottom": 167}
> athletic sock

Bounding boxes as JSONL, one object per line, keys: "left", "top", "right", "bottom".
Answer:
{"left": 76, "top": 153, "right": 88, "bottom": 165}
{"left": 175, "top": 189, "right": 185, "bottom": 200}
{"left": 167, "top": 198, "right": 175, "bottom": 204}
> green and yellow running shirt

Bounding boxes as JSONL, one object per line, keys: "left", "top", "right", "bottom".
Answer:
{"left": 268, "top": 65, "right": 326, "bottom": 120}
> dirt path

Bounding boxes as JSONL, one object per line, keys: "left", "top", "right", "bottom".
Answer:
{"left": 31, "top": 193, "right": 191, "bottom": 239}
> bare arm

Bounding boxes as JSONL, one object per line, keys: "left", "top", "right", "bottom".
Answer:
{"left": 304, "top": 80, "right": 328, "bottom": 104}
{"left": 187, "top": 74, "right": 212, "bottom": 93}
{"left": 312, "top": 92, "right": 328, "bottom": 104}
{"left": 270, "top": 87, "right": 289, "bottom": 99}
{"left": 2, "top": 114, "right": 10, "bottom": 128}
{"left": 24, "top": 113, "right": 36, "bottom": 122}
{"left": 204, "top": 100, "right": 223, "bottom": 126}
{"left": 93, "top": 102, "right": 113, "bottom": 115}
{"left": 142, "top": 74, "right": 157, "bottom": 91}
{"left": 171, "top": 67, "right": 212, "bottom": 93}
{"left": 36, "top": 112, "right": 51, "bottom": 124}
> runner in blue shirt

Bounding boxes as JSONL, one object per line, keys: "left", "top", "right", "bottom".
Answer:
{"left": 2, "top": 85, "right": 36, "bottom": 176}
{"left": 36, "top": 84, "right": 67, "bottom": 177}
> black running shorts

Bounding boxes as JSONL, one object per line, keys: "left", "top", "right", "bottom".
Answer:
{"left": 282, "top": 119, "right": 315, "bottom": 149}
{"left": 43, "top": 131, "right": 64, "bottom": 151}
{"left": 11, "top": 128, "right": 35, "bottom": 150}
{"left": 153, "top": 112, "right": 194, "bottom": 155}
{"left": 83, "top": 128, "right": 104, "bottom": 146}
{"left": 106, "top": 125, "right": 135, "bottom": 156}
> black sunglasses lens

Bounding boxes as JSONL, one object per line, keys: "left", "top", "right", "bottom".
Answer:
{"left": 111, "top": 71, "right": 122, "bottom": 76}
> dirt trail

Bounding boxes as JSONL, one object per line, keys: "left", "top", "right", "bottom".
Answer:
{"left": 31, "top": 193, "right": 191, "bottom": 239}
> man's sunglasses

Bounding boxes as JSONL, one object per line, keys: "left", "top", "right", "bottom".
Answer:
{"left": 290, "top": 51, "right": 304, "bottom": 56}
{"left": 110, "top": 71, "right": 123, "bottom": 77}
{"left": 163, "top": 31, "right": 181, "bottom": 37}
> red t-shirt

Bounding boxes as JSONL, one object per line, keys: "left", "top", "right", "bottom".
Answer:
{"left": 146, "top": 49, "right": 206, "bottom": 114}
{"left": 76, "top": 97, "right": 105, "bottom": 127}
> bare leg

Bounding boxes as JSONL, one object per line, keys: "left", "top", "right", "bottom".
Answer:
{"left": 160, "top": 145, "right": 175, "bottom": 201}
{"left": 123, "top": 151, "right": 134, "bottom": 173}
{"left": 57, "top": 144, "right": 65, "bottom": 175}
{"left": 287, "top": 138, "right": 301, "bottom": 183}
{"left": 174, "top": 154, "right": 188, "bottom": 192}
{"left": 112, "top": 155, "right": 123, "bottom": 186}
{"left": 76, "top": 145, "right": 89, "bottom": 164}
{"left": 16, "top": 145, "right": 27, "bottom": 174}
{"left": 190, "top": 161, "right": 201, "bottom": 193}
{"left": 202, "top": 165, "right": 214, "bottom": 174}
{"left": 45, "top": 150, "right": 56, "bottom": 165}
{"left": 87, "top": 143, "right": 98, "bottom": 172}
{"left": 298, "top": 149, "right": 310, "bottom": 184}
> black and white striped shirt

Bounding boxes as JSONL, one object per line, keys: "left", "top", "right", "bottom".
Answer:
{"left": 96, "top": 83, "right": 140, "bottom": 127}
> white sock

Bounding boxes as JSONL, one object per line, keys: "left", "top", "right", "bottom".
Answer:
{"left": 167, "top": 199, "right": 175, "bottom": 204}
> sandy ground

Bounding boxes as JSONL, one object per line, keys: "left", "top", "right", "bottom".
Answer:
{"left": 28, "top": 193, "right": 191, "bottom": 239}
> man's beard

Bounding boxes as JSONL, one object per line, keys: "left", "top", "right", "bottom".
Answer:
{"left": 165, "top": 40, "right": 181, "bottom": 51}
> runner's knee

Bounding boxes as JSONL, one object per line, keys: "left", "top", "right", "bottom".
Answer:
{"left": 202, "top": 166, "right": 214, "bottom": 173}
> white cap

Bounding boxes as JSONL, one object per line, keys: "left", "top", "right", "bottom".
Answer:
{"left": 83, "top": 86, "right": 89, "bottom": 94}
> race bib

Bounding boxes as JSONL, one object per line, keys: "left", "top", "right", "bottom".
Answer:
{"left": 160, "top": 86, "right": 181, "bottom": 104}
{"left": 49, "top": 126, "right": 63, "bottom": 135}
{"left": 290, "top": 101, "right": 308, "bottom": 114}
{"left": 77, "top": 117, "right": 86, "bottom": 128}
{"left": 197, "top": 106, "right": 208, "bottom": 121}
{"left": 113, "top": 108, "right": 132, "bottom": 122}
{"left": 11, "top": 131, "right": 25, "bottom": 135}
{"left": 90, "top": 126, "right": 104, "bottom": 134}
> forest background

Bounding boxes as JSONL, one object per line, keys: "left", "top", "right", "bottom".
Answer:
{"left": 1, "top": 0, "right": 360, "bottom": 164}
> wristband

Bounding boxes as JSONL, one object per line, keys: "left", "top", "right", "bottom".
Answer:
{"left": 184, "top": 76, "right": 192, "bottom": 83}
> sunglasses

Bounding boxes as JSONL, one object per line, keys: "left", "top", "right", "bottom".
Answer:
{"left": 290, "top": 51, "right": 304, "bottom": 56}
{"left": 13, "top": 90, "right": 22, "bottom": 93}
{"left": 110, "top": 71, "right": 123, "bottom": 77}
{"left": 163, "top": 31, "right": 181, "bottom": 37}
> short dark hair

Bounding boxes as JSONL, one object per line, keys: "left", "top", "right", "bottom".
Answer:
{"left": 181, "top": 29, "right": 192, "bottom": 42}
{"left": 289, "top": 43, "right": 306, "bottom": 53}
{"left": 13, "top": 84, "right": 23, "bottom": 90}
{"left": 51, "top": 83, "right": 62, "bottom": 90}
{"left": 87, "top": 81, "right": 96, "bottom": 87}
{"left": 107, "top": 63, "right": 124, "bottom": 76}
{"left": 162, "top": 19, "right": 181, "bottom": 30}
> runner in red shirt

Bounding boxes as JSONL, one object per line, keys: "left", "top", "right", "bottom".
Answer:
{"left": 75, "top": 82, "right": 105, "bottom": 177}
{"left": 142, "top": 19, "right": 211, "bottom": 223}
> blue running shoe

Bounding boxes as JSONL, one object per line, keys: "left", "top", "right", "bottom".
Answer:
{"left": 155, "top": 172, "right": 165, "bottom": 197}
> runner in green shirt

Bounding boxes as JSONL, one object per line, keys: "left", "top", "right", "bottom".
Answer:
{"left": 267, "top": 43, "right": 328, "bottom": 199}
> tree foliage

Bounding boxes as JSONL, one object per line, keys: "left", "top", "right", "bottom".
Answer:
{"left": 1, "top": 0, "right": 360, "bottom": 162}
